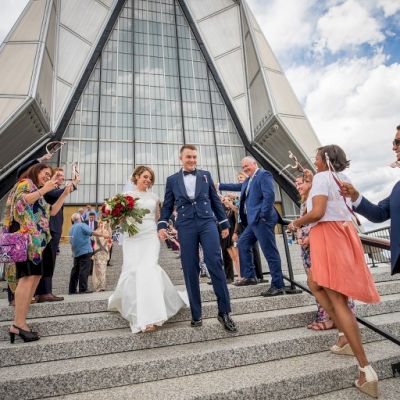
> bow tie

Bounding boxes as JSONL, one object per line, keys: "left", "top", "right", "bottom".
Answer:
{"left": 183, "top": 170, "right": 196, "bottom": 176}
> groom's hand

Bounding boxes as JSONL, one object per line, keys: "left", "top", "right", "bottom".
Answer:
{"left": 220, "top": 228, "right": 229, "bottom": 239}
{"left": 158, "top": 229, "right": 168, "bottom": 241}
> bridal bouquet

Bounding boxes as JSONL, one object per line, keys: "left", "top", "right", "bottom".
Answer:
{"left": 100, "top": 193, "right": 150, "bottom": 236}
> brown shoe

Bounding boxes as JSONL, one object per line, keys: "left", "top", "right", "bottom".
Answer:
{"left": 37, "top": 294, "right": 64, "bottom": 303}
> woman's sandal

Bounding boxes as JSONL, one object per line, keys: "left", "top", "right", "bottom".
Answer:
{"left": 355, "top": 365, "right": 379, "bottom": 398}
{"left": 330, "top": 332, "right": 354, "bottom": 356}
{"left": 307, "top": 320, "right": 335, "bottom": 330}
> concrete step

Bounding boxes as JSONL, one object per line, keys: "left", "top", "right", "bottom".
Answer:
{"left": 304, "top": 377, "right": 400, "bottom": 399}
{"left": 0, "top": 283, "right": 274, "bottom": 321}
{"left": 1, "top": 307, "right": 399, "bottom": 368}
{"left": 2, "top": 277, "right": 398, "bottom": 321}
{"left": 2, "top": 291, "right": 400, "bottom": 341}
{"left": 0, "top": 293, "right": 316, "bottom": 339}
{"left": 29, "top": 340, "right": 400, "bottom": 400}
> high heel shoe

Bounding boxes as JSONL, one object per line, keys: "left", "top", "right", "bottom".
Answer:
{"left": 355, "top": 365, "right": 379, "bottom": 398}
{"left": 9, "top": 325, "right": 40, "bottom": 344}
{"left": 330, "top": 332, "right": 354, "bottom": 356}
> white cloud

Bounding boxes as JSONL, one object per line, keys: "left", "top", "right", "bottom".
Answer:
{"left": 246, "top": 0, "right": 318, "bottom": 58}
{"left": 316, "top": 0, "right": 384, "bottom": 53}
{"left": 0, "top": 0, "right": 29, "bottom": 44}
{"left": 377, "top": 0, "right": 400, "bottom": 17}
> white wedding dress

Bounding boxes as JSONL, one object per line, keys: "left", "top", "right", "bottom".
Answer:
{"left": 108, "top": 190, "right": 188, "bottom": 333}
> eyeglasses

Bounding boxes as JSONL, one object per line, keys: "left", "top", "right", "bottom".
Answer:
{"left": 393, "top": 139, "right": 400, "bottom": 146}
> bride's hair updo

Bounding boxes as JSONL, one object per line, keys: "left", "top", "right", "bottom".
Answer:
{"left": 131, "top": 165, "right": 155, "bottom": 187}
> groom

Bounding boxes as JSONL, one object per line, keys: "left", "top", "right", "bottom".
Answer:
{"left": 158, "top": 144, "right": 237, "bottom": 332}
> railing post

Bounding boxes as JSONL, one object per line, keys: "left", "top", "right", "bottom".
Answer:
{"left": 281, "top": 224, "right": 302, "bottom": 294}
{"left": 369, "top": 251, "right": 377, "bottom": 268}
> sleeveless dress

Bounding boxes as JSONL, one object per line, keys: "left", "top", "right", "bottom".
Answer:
{"left": 108, "top": 190, "right": 189, "bottom": 333}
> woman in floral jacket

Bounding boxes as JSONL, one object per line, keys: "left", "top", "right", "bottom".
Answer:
{"left": 3, "top": 163, "right": 72, "bottom": 343}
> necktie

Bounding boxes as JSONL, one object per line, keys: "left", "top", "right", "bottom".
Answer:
{"left": 183, "top": 170, "right": 196, "bottom": 176}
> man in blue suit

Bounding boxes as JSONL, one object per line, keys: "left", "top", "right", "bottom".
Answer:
{"left": 219, "top": 156, "right": 285, "bottom": 296}
{"left": 158, "top": 144, "right": 237, "bottom": 332}
{"left": 341, "top": 125, "right": 400, "bottom": 275}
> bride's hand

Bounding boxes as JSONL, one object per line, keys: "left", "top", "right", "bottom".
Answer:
{"left": 158, "top": 229, "right": 168, "bottom": 241}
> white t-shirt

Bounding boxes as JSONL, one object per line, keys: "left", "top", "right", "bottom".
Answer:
{"left": 306, "top": 171, "right": 353, "bottom": 225}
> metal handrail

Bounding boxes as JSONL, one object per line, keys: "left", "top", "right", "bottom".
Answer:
{"left": 280, "top": 217, "right": 400, "bottom": 347}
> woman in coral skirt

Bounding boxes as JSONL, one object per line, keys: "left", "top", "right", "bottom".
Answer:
{"left": 289, "top": 145, "right": 380, "bottom": 398}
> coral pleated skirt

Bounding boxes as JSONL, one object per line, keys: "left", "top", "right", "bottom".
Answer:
{"left": 309, "top": 221, "right": 380, "bottom": 304}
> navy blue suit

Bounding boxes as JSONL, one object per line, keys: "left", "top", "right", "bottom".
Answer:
{"left": 354, "top": 181, "right": 400, "bottom": 275}
{"left": 158, "top": 169, "right": 231, "bottom": 320}
{"left": 220, "top": 169, "right": 284, "bottom": 288}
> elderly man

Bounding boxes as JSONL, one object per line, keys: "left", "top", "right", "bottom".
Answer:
{"left": 219, "top": 157, "right": 285, "bottom": 296}
{"left": 342, "top": 125, "right": 400, "bottom": 275}
{"left": 69, "top": 213, "right": 108, "bottom": 294}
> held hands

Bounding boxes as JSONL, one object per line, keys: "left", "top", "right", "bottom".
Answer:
{"left": 340, "top": 182, "right": 359, "bottom": 202}
{"left": 42, "top": 177, "right": 58, "bottom": 193}
{"left": 158, "top": 229, "right": 168, "bottom": 241}
{"left": 220, "top": 228, "right": 229, "bottom": 239}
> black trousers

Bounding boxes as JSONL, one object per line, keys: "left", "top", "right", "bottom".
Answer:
{"left": 69, "top": 252, "right": 92, "bottom": 293}
{"left": 35, "top": 233, "right": 61, "bottom": 295}
{"left": 221, "top": 245, "right": 234, "bottom": 281}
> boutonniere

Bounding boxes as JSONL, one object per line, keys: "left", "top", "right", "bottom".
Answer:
{"left": 203, "top": 175, "right": 208, "bottom": 183}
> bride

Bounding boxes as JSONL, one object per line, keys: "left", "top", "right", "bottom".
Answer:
{"left": 108, "top": 166, "right": 188, "bottom": 333}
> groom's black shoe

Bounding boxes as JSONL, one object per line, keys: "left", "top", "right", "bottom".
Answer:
{"left": 233, "top": 278, "right": 257, "bottom": 286}
{"left": 191, "top": 319, "right": 202, "bottom": 328}
{"left": 218, "top": 313, "right": 237, "bottom": 333}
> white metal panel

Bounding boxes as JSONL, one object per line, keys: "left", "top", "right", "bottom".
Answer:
{"left": 279, "top": 116, "right": 321, "bottom": 157}
{"left": 54, "top": 78, "right": 72, "bottom": 121}
{"left": 265, "top": 70, "right": 304, "bottom": 116}
{"left": 196, "top": 6, "right": 241, "bottom": 58}
{"left": 249, "top": 71, "right": 272, "bottom": 128}
{"left": 98, "top": 0, "right": 114, "bottom": 7}
{"left": 215, "top": 49, "right": 246, "bottom": 99}
{"left": 253, "top": 29, "right": 281, "bottom": 72}
{"left": 46, "top": 3, "right": 57, "bottom": 66}
{"left": 36, "top": 50, "right": 53, "bottom": 122}
{"left": 8, "top": 0, "right": 46, "bottom": 43}
{"left": 232, "top": 95, "right": 251, "bottom": 138}
{"left": 244, "top": 31, "right": 259, "bottom": 84}
{"left": 0, "top": 98, "right": 25, "bottom": 126}
{"left": 60, "top": 0, "right": 110, "bottom": 44}
{"left": 0, "top": 44, "right": 37, "bottom": 95}
{"left": 57, "top": 27, "right": 91, "bottom": 85}
{"left": 185, "top": 0, "right": 233, "bottom": 21}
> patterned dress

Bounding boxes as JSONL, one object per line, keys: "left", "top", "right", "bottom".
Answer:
{"left": 3, "top": 179, "right": 51, "bottom": 280}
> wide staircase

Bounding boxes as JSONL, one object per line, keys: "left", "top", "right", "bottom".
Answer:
{"left": 0, "top": 241, "right": 399, "bottom": 399}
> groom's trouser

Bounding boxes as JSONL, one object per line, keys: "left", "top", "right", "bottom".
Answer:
{"left": 178, "top": 218, "right": 231, "bottom": 321}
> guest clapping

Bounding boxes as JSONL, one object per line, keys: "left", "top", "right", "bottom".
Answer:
{"left": 3, "top": 164, "right": 73, "bottom": 343}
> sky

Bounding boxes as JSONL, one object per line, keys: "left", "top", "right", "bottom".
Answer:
{"left": 1, "top": 0, "right": 399, "bottom": 228}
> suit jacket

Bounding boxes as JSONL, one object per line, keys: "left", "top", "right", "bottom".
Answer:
{"left": 85, "top": 220, "right": 98, "bottom": 231}
{"left": 219, "top": 168, "right": 280, "bottom": 226}
{"left": 158, "top": 169, "right": 229, "bottom": 230}
{"left": 355, "top": 181, "right": 400, "bottom": 275}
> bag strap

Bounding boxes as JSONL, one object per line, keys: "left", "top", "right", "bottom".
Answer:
{"left": 328, "top": 167, "right": 361, "bottom": 226}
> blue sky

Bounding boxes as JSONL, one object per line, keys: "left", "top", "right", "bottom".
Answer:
{"left": 1, "top": 0, "right": 399, "bottom": 228}
{"left": 247, "top": 0, "right": 400, "bottom": 228}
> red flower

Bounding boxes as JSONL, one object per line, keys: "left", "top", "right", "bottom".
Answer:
{"left": 112, "top": 203, "right": 124, "bottom": 217}
{"left": 101, "top": 203, "right": 110, "bottom": 216}
{"left": 126, "top": 195, "right": 135, "bottom": 210}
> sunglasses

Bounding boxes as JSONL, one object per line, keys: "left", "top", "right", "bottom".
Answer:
{"left": 393, "top": 139, "right": 400, "bottom": 146}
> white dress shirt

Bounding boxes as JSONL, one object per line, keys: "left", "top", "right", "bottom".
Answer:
{"left": 183, "top": 171, "right": 196, "bottom": 199}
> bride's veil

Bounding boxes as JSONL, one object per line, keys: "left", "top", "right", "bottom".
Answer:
{"left": 123, "top": 179, "right": 136, "bottom": 193}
